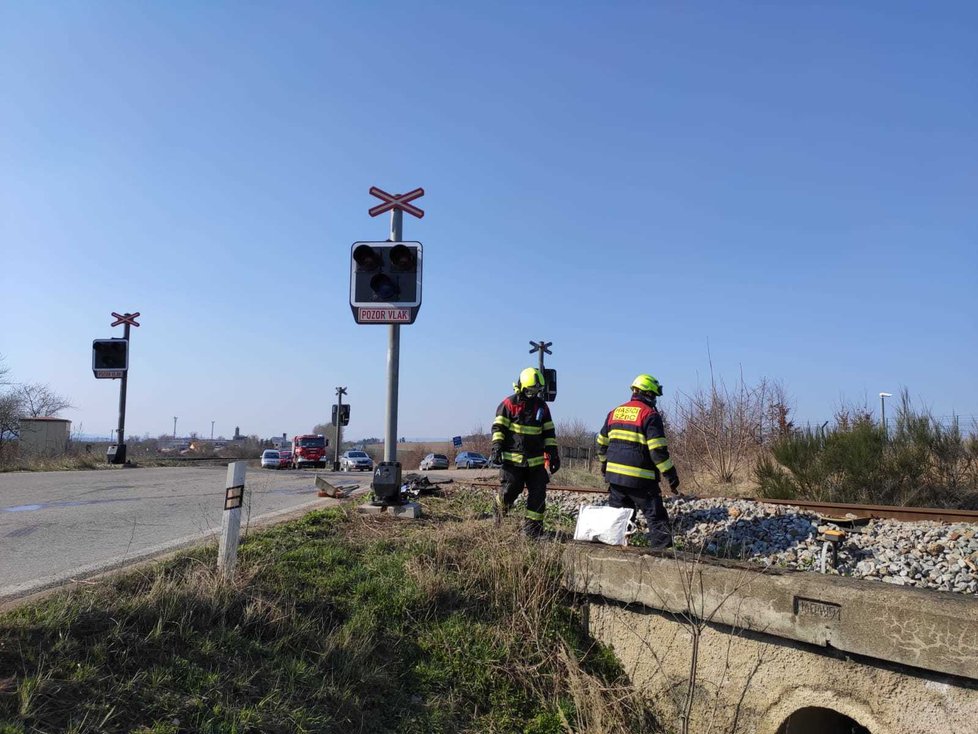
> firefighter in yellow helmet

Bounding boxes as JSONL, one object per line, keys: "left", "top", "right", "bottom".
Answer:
{"left": 490, "top": 367, "right": 559, "bottom": 537}
{"left": 596, "top": 374, "right": 680, "bottom": 549}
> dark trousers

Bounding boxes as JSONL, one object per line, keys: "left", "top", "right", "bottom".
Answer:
{"left": 499, "top": 465, "right": 549, "bottom": 535}
{"left": 608, "top": 483, "right": 672, "bottom": 548}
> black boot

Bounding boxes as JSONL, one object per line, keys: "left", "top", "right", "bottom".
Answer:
{"left": 647, "top": 520, "right": 673, "bottom": 550}
{"left": 523, "top": 518, "right": 544, "bottom": 539}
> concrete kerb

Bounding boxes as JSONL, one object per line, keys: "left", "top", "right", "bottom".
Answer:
{"left": 563, "top": 542, "right": 978, "bottom": 681}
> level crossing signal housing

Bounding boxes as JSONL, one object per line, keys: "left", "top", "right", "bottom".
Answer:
{"left": 350, "top": 242, "right": 423, "bottom": 308}
{"left": 543, "top": 368, "right": 557, "bottom": 402}
{"left": 332, "top": 404, "right": 351, "bottom": 427}
{"left": 92, "top": 339, "right": 128, "bottom": 377}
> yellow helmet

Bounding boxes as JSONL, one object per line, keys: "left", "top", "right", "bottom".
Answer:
{"left": 516, "top": 367, "right": 546, "bottom": 397}
{"left": 631, "top": 374, "right": 663, "bottom": 396}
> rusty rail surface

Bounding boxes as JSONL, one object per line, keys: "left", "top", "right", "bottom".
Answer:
{"left": 466, "top": 480, "right": 978, "bottom": 524}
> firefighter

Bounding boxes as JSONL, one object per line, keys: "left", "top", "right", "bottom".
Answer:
{"left": 490, "top": 367, "right": 559, "bottom": 537}
{"left": 596, "top": 374, "right": 680, "bottom": 549}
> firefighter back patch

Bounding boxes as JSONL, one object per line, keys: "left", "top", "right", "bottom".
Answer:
{"left": 612, "top": 406, "right": 641, "bottom": 423}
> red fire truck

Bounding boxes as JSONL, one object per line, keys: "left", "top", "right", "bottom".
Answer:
{"left": 291, "top": 434, "right": 328, "bottom": 469}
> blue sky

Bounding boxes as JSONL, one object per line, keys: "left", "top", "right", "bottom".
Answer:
{"left": 1, "top": 2, "right": 975, "bottom": 442}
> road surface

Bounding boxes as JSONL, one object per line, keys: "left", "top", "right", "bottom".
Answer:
{"left": 0, "top": 465, "right": 369, "bottom": 603}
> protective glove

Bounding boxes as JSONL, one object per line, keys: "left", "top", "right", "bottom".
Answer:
{"left": 489, "top": 446, "right": 503, "bottom": 466}
{"left": 547, "top": 449, "right": 560, "bottom": 474}
{"left": 665, "top": 468, "right": 681, "bottom": 495}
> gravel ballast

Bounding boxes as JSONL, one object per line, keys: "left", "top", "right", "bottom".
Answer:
{"left": 546, "top": 491, "right": 978, "bottom": 596}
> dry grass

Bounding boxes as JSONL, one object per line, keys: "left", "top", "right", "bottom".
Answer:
{"left": 0, "top": 492, "right": 660, "bottom": 733}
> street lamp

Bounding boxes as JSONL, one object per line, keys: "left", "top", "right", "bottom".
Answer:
{"left": 879, "top": 393, "right": 892, "bottom": 433}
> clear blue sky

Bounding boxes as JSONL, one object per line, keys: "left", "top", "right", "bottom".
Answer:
{"left": 2, "top": 2, "right": 975, "bottom": 441}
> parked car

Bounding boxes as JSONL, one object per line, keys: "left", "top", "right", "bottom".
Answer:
{"left": 455, "top": 451, "right": 488, "bottom": 469}
{"left": 260, "top": 449, "right": 281, "bottom": 469}
{"left": 340, "top": 450, "right": 374, "bottom": 472}
{"left": 278, "top": 450, "right": 292, "bottom": 468}
{"left": 419, "top": 453, "right": 449, "bottom": 470}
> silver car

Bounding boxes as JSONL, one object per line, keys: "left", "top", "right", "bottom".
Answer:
{"left": 340, "top": 450, "right": 374, "bottom": 472}
{"left": 419, "top": 453, "right": 449, "bottom": 470}
{"left": 260, "top": 449, "right": 281, "bottom": 469}
{"left": 455, "top": 451, "right": 488, "bottom": 469}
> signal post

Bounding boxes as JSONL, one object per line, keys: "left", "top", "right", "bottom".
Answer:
{"left": 92, "top": 311, "right": 140, "bottom": 464}
{"left": 332, "top": 386, "right": 349, "bottom": 471}
{"left": 350, "top": 186, "right": 424, "bottom": 513}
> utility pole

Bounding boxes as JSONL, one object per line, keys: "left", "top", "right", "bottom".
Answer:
{"left": 211, "top": 420, "right": 215, "bottom": 440}
{"left": 173, "top": 416, "right": 178, "bottom": 438}
{"left": 879, "top": 392, "right": 892, "bottom": 437}
{"left": 333, "top": 386, "right": 347, "bottom": 471}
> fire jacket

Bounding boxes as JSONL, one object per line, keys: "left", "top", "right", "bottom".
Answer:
{"left": 492, "top": 393, "right": 557, "bottom": 468}
{"left": 596, "top": 395, "right": 678, "bottom": 492}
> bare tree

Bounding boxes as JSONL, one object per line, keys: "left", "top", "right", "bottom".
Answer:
{"left": 312, "top": 422, "right": 339, "bottom": 447}
{"left": 0, "top": 391, "right": 23, "bottom": 455}
{"left": 14, "top": 383, "right": 73, "bottom": 418}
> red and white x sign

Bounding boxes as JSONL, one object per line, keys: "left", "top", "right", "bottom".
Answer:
{"left": 368, "top": 186, "right": 425, "bottom": 219}
{"left": 111, "top": 312, "right": 141, "bottom": 327}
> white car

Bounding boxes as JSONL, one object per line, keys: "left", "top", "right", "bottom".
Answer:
{"left": 340, "top": 450, "right": 374, "bottom": 472}
{"left": 260, "top": 449, "right": 281, "bottom": 469}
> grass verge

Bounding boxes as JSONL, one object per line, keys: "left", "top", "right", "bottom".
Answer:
{"left": 0, "top": 489, "right": 658, "bottom": 733}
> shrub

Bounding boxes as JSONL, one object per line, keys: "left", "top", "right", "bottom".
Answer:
{"left": 756, "top": 392, "right": 978, "bottom": 508}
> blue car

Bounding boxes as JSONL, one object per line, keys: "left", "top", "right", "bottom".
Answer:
{"left": 454, "top": 451, "right": 488, "bottom": 469}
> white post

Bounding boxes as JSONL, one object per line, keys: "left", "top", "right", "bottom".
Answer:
{"left": 218, "top": 460, "right": 247, "bottom": 575}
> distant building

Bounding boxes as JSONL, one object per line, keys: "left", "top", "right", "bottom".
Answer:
{"left": 19, "top": 417, "right": 71, "bottom": 456}
{"left": 160, "top": 437, "right": 191, "bottom": 452}
{"left": 270, "top": 433, "right": 289, "bottom": 449}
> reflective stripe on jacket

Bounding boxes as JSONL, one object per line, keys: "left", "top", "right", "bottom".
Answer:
{"left": 596, "top": 396, "right": 674, "bottom": 491}
{"left": 492, "top": 394, "right": 557, "bottom": 468}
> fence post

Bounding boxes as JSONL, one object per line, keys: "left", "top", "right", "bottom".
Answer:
{"left": 218, "top": 460, "right": 247, "bottom": 575}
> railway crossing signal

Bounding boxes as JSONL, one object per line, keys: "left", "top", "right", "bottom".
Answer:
{"left": 349, "top": 241, "right": 423, "bottom": 324}
{"left": 96, "top": 310, "right": 140, "bottom": 465}
{"left": 332, "top": 403, "right": 350, "bottom": 427}
{"left": 92, "top": 339, "right": 128, "bottom": 378}
{"left": 368, "top": 186, "right": 425, "bottom": 219}
{"left": 529, "top": 340, "right": 557, "bottom": 402}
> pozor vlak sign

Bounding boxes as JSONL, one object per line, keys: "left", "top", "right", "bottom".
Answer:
{"left": 349, "top": 241, "right": 423, "bottom": 324}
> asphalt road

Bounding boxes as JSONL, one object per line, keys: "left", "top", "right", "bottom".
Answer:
{"left": 0, "top": 465, "right": 372, "bottom": 603}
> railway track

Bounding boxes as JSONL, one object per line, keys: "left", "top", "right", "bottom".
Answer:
{"left": 467, "top": 480, "right": 978, "bottom": 525}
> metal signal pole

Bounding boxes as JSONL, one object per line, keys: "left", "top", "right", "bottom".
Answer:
{"left": 108, "top": 311, "right": 140, "bottom": 464}
{"left": 116, "top": 321, "right": 131, "bottom": 457}
{"left": 385, "top": 209, "right": 403, "bottom": 462}
{"left": 333, "top": 386, "right": 347, "bottom": 471}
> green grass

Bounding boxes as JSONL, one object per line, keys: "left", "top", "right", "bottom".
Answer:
{"left": 0, "top": 491, "right": 658, "bottom": 733}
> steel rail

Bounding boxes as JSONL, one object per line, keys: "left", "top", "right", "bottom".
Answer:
{"left": 466, "top": 480, "right": 978, "bottom": 524}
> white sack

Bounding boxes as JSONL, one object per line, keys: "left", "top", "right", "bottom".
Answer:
{"left": 573, "top": 504, "right": 634, "bottom": 545}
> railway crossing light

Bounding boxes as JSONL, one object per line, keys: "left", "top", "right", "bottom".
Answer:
{"left": 350, "top": 241, "right": 423, "bottom": 324}
{"left": 332, "top": 403, "right": 351, "bottom": 427}
{"left": 543, "top": 368, "right": 557, "bottom": 402}
{"left": 92, "top": 339, "right": 128, "bottom": 378}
